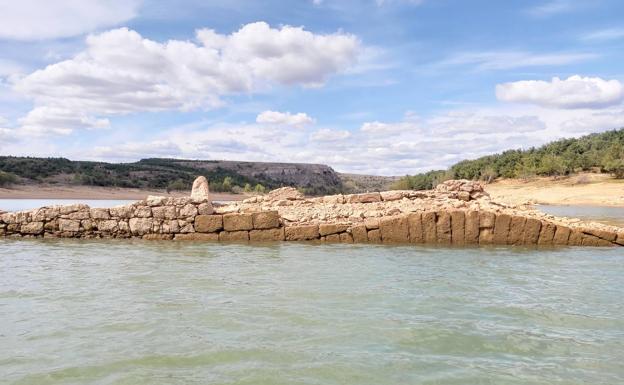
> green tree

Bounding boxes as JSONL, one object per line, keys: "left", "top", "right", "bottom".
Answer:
{"left": 222, "top": 176, "right": 233, "bottom": 192}
{"left": 254, "top": 183, "right": 266, "bottom": 193}
{"left": 0, "top": 171, "right": 17, "bottom": 186}
{"left": 243, "top": 183, "right": 252, "bottom": 192}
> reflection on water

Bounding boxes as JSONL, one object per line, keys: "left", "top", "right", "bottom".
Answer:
{"left": 537, "top": 204, "right": 624, "bottom": 227}
{"left": 0, "top": 199, "right": 136, "bottom": 212}
{"left": 1, "top": 239, "right": 623, "bottom": 384}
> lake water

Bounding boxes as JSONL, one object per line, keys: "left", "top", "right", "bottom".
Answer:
{"left": 536, "top": 204, "right": 624, "bottom": 227}
{"left": 0, "top": 199, "right": 135, "bottom": 213}
{"left": 1, "top": 239, "right": 623, "bottom": 384}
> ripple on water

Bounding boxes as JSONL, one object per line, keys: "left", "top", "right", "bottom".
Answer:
{"left": 1, "top": 238, "right": 624, "bottom": 384}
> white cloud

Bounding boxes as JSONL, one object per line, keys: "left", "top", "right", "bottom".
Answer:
{"left": 94, "top": 140, "right": 182, "bottom": 159}
{"left": 440, "top": 51, "right": 596, "bottom": 71}
{"left": 581, "top": 28, "right": 624, "bottom": 42}
{"left": 310, "top": 128, "right": 351, "bottom": 141}
{"left": 13, "top": 23, "right": 359, "bottom": 134}
{"left": 527, "top": 0, "right": 573, "bottom": 17}
{"left": 18, "top": 106, "right": 110, "bottom": 135}
{"left": 256, "top": 110, "right": 315, "bottom": 126}
{"left": 0, "top": 0, "right": 141, "bottom": 40}
{"left": 496, "top": 75, "right": 624, "bottom": 109}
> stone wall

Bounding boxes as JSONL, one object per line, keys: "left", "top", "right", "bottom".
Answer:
{"left": 1, "top": 198, "right": 622, "bottom": 247}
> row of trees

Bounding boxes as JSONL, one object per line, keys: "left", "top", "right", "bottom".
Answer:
{"left": 392, "top": 129, "right": 624, "bottom": 190}
{"left": 166, "top": 177, "right": 267, "bottom": 194}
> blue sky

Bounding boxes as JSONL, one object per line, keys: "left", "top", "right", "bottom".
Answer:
{"left": 0, "top": 0, "right": 623, "bottom": 175}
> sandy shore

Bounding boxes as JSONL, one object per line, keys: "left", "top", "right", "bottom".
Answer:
{"left": 0, "top": 185, "right": 245, "bottom": 201}
{"left": 485, "top": 173, "right": 624, "bottom": 207}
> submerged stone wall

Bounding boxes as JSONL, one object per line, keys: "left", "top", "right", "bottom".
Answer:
{"left": 1, "top": 200, "right": 622, "bottom": 247}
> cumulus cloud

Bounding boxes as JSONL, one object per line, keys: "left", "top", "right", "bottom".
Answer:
{"left": 496, "top": 75, "right": 624, "bottom": 109}
{"left": 13, "top": 22, "right": 359, "bottom": 134}
{"left": 0, "top": 0, "right": 141, "bottom": 40}
{"left": 19, "top": 107, "right": 110, "bottom": 135}
{"left": 256, "top": 110, "right": 315, "bottom": 126}
{"left": 310, "top": 128, "right": 351, "bottom": 141}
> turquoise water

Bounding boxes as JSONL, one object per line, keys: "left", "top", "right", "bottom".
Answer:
{"left": 1, "top": 239, "right": 623, "bottom": 384}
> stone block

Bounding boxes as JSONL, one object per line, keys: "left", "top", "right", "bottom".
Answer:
{"left": 249, "top": 228, "right": 285, "bottom": 242}
{"left": 522, "top": 218, "right": 542, "bottom": 245}
{"left": 285, "top": 225, "right": 320, "bottom": 241}
{"left": 568, "top": 230, "right": 584, "bottom": 246}
{"left": 340, "top": 232, "right": 354, "bottom": 243}
{"left": 479, "top": 228, "right": 494, "bottom": 245}
{"left": 195, "top": 215, "right": 223, "bottom": 233}
{"left": 379, "top": 216, "right": 409, "bottom": 243}
{"left": 450, "top": 211, "right": 465, "bottom": 245}
{"left": 90, "top": 208, "right": 110, "bottom": 219}
{"left": 152, "top": 206, "right": 177, "bottom": 220}
{"left": 493, "top": 214, "right": 511, "bottom": 245}
{"left": 60, "top": 204, "right": 88, "bottom": 215}
{"left": 97, "top": 220, "right": 118, "bottom": 233}
{"left": 364, "top": 219, "right": 379, "bottom": 230}
{"left": 219, "top": 231, "right": 249, "bottom": 242}
{"left": 553, "top": 226, "right": 571, "bottom": 245}
{"left": 616, "top": 232, "right": 624, "bottom": 246}
{"left": 179, "top": 204, "right": 198, "bottom": 218}
{"left": 581, "top": 234, "right": 613, "bottom": 247}
{"left": 508, "top": 216, "right": 526, "bottom": 245}
{"left": 223, "top": 213, "right": 253, "bottom": 231}
{"left": 465, "top": 211, "right": 480, "bottom": 244}
{"left": 436, "top": 212, "right": 452, "bottom": 244}
{"left": 129, "top": 218, "right": 153, "bottom": 235}
{"left": 582, "top": 228, "right": 617, "bottom": 242}
{"left": 174, "top": 233, "right": 219, "bottom": 241}
{"left": 198, "top": 202, "right": 214, "bottom": 215}
{"left": 422, "top": 212, "right": 437, "bottom": 244}
{"left": 58, "top": 219, "right": 80, "bottom": 232}
{"left": 319, "top": 223, "right": 350, "bottom": 236}
{"left": 350, "top": 225, "right": 368, "bottom": 243}
{"left": 252, "top": 211, "right": 280, "bottom": 229}
{"left": 479, "top": 212, "right": 496, "bottom": 228}
{"left": 68, "top": 210, "right": 90, "bottom": 220}
{"left": 538, "top": 221, "right": 556, "bottom": 245}
{"left": 143, "top": 234, "right": 174, "bottom": 240}
{"left": 408, "top": 213, "right": 423, "bottom": 243}
{"left": 348, "top": 192, "right": 381, "bottom": 203}
{"left": 110, "top": 205, "right": 133, "bottom": 218}
{"left": 21, "top": 222, "right": 44, "bottom": 235}
{"left": 367, "top": 229, "right": 381, "bottom": 243}
{"left": 324, "top": 234, "right": 340, "bottom": 242}
{"left": 134, "top": 206, "right": 152, "bottom": 218}
{"left": 380, "top": 191, "right": 404, "bottom": 201}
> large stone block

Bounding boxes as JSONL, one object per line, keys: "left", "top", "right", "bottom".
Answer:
{"left": 379, "top": 216, "right": 409, "bottom": 243}
{"left": 252, "top": 211, "right": 280, "bottom": 229}
{"left": 567, "top": 230, "right": 584, "bottom": 246}
{"left": 348, "top": 192, "right": 382, "bottom": 203}
{"left": 350, "top": 225, "right": 368, "bottom": 243}
{"left": 219, "top": 230, "right": 250, "bottom": 242}
{"left": 436, "top": 212, "right": 452, "bottom": 244}
{"left": 422, "top": 212, "right": 437, "bottom": 244}
{"left": 152, "top": 206, "right": 177, "bottom": 220}
{"left": 285, "top": 225, "right": 320, "bottom": 241}
{"left": 581, "top": 234, "right": 613, "bottom": 247}
{"left": 129, "top": 218, "right": 153, "bottom": 235}
{"left": 479, "top": 212, "right": 496, "bottom": 229}
{"left": 68, "top": 210, "right": 90, "bottom": 220}
{"left": 110, "top": 205, "right": 133, "bottom": 219}
{"left": 464, "top": 211, "right": 480, "bottom": 244}
{"left": 21, "top": 222, "right": 44, "bottom": 235}
{"left": 195, "top": 215, "right": 223, "bottom": 233}
{"left": 58, "top": 219, "right": 80, "bottom": 232}
{"left": 323, "top": 234, "right": 340, "bottom": 242}
{"left": 380, "top": 191, "right": 404, "bottom": 201}
{"left": 479, "top": 228, "right": 494, "bottom": 245}
{"left": 367, "top": 229, "right": 381, "bottom": 243}
{"left": 407, "top": 213, "right": 423, "bottom": 243}
{"left": 223, "top": 213, "right": 253, "bottom": 231}
{"left": 197, "top": 202, "right": 214, "bottom": 215}
{"left": 364, "top": 219, "right": 379, "bottom": 230}
{"left": 340, "top": 232, "right": 354, "bottom": 243}
{"left": 522, "top": 218, "right": 542, "bottom": 245}
{"left": 581, "top": 228, "right": 617, "bottom": 242}
{"left": 553, "top": 226, "right": 571, "bottom": 245}
{"left": 508, "top": 216, "right": 526, "bottom": 245}
{"left": 90, "top": 208, "right": 110, "bottom": 219}
{"left": 492, "top": 214, "right": 511, "bottom": 245}
{"left": 249, "top": 228, "right": 285, "bottom": 242}
{"left": 179, "top": 204, "right": 198, "bottom": 218}
{"left": 616, "top": 232, "right": 624, "bottom": 246}
{"left": 450, "top": 211, "right": 465, "bottom": 245}
{"left": 319, "top": 223, "right": 350, "bottom": 236}
{"left": 537, "top": 221, "right": 556, "bottom": 245}
{"left": 97, "top": 220, "right": 118, "bottom": 233}
{"left": 174, "top": 233, "right": 218, "bottom": 241}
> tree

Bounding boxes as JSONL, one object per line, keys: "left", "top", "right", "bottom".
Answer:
{"left": 222, "top": 176, "right": 233, "bottom": 192}
{"left": 0, "top": 171, "right": 17, "bottom": 186}
{"left": 254, "top": 183, "right": 266, "bottom": 193}
{"left": 604, "top": 159, "right": 624, "bottom": 179}
{"left": 244, "top": 183, "right": 252, "bottom": 192}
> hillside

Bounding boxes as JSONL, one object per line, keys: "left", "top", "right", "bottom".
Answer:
{"left": 392, "top": 128, "right": 624, "bottom": 190}
{"left": 0, "top": 157, "right": 346, "bottom": 196}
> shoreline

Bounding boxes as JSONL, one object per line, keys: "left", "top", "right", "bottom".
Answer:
{"left": 0, "top": 185, "right": 245, "bottom": 201}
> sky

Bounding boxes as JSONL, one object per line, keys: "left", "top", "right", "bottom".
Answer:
{"left": 0, "top": 0, "right": 623, "bottom": 175}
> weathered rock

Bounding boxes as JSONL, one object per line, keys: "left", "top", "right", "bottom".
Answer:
{"left": 60, "top": 204, "right": 88, "bottom": 215}
{"left": 493, "top": 214, "right": 511, "bottom": 245}
{"left": 422, "top": 212, "right": 437, "bottom": 243}
{"left": 479, "top": 212, "right": 496, "bottom": 229}
{"left": 143, "top": 234, "right": 174, "bottom": 240}
{"left": 508, "top": 216, "right": 526, "bottom": 245}
{"left": 464, "top": 211, "right": 479, "bottom": 244}
{"left": 249, "top": 228, "right": 285, "bottom": 241}
{"left": 350, "top": 225, "right": 368, "bottom": 243}
{"left": 219, "top": 230, "right": 249, "bottom": 242}
{"left": 58, "top": 219, "right": 80, "bottom": 232}
{"left": 379, "top": 215, "right": 409, "bottom": 243}
{"left": 581, "top": 228, "right": 617, "bottom": 242}
{"left": 223, "top": 213, "right": 253, "bottom": 231}
{"left": 134, "top": 206, "right": 152, "bottom": 218}
{"left": 179, "top": 204, "right": 198, "bottom": 218}
{"left": 252, "top": 211, "right": 280, "bottom": 229}
{"left": 195, "top": 215, "right": 223, "bottom": 233}
{"left": 450, "top": 211, "right": 465, "bottom": 245}
{"left": 364, "top": 219, "right": 380, "bottom": 230}
{"left": 174, "top": 233, "right": 218, "bottom": 241}
{"left": 146, "top": 196, "right": 167, "bottom": 207}
{"left": 110, "top": 205, "right": 133, "bottom": 218}
{"left": 340, "top": 232, "right": 354, "bottom": 243}
{"left": 553, "top": 226, "right": 571, "bottom": 245}
{"left": 285, "top": 225, "right": 320, "bottom": 241}
{"left": 21, "top": 222, "right": 44, "bottom": 235}
{"left": 129, "top": 218, "right": 153, "bottom": 235}
{"left": 408, "top": 213, "right": 424, "bottom": 243}
{"left": 90, "top": 208, "right": 110, "bottom": 219}
{"left": 97, "top": 220, "right": 118, "bottom": 233}
{"left": 380, "top": 191, "right": 404, "bottom": 201}
{"left": 522, "top": 218, "right": 542, "bottom": 245}
{"left": 367, "top": 229, "right": 381, "bottom": 243}
{"left": 537, "top": 221, "right": 556, "bottom": 245}
{"left": 319, "top": 223, "right": 350, "bottom": 236}
{"left": 191, "top": 176, "right": 211, "bottom": 202}
{"left": 198, "top": 202, "right": 214, "bottom": 215}
{"left": 266, "top": 187, "right": 304, "bottom": 202}
{"left": 348, "top": 192, "right": 382, "bottom": 204}
{"left": 435, "top": 212, "right": 452, "bottom": 244}
{"left": 68, "top": 210, "right": 90, "bottom": 220}
{"left": 152, "top": 206, "right": 176, "bottom": 220}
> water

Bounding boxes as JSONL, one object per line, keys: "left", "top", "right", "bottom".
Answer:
{"left": 0, "top": 199, "right": 135, "bottom": 213}
{"left": 537, "top": 204, "right": 624, "bottom": 227}
{"left": 1, "top": 239, "right": 623, "bottom": 384}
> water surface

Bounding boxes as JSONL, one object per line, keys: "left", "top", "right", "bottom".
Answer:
{"left": 537, "top": 204, "right": 624, "bottom": 226}
{"left": 1, "top": 239, "right": 623, "bottom": 384}
{"left": 0, "top": 199, "right": 135, "bottom": 213}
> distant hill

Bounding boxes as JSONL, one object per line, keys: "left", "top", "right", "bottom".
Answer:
{"left": 0, "top": 157, "right": 348, "bottom": 195}
{"left": 392, "top": 128, "right": 624, "bottom": 190}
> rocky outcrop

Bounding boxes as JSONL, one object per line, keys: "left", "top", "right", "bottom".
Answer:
{"left": 190, "top": 176, "right": 210, "bottom": 202}
{"left": 1, "top": 179, "right": 622, "bottom": 247}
